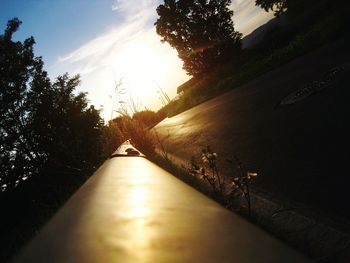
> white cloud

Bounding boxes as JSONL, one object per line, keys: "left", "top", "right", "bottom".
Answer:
{"left": 53, "top": 0, "right": 274, "bottom": 121}
{"left": 231, "top": 0, "right": 274, "bottom": 35}
{"left": 111, "top": 0, "right": 157, "bottom": 20}
{"left": 53, "top": 0, "right": 188, "bottom": 121}
{"left": 111, "top": 1, "right": 119, "bottom": 11}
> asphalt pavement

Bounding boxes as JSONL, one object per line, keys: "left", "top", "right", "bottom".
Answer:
{"left": 153, "top": 38, "right": 350, "bottom": 219}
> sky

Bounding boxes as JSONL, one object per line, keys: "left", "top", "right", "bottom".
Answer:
{"left": 1, "top": 0, "right": 273, "bottom": 121}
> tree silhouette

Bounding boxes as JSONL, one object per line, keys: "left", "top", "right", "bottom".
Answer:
{"left": 0, "top": 19, "right": 103, "bottom": 190}
{"left": 255, "top": 0, "right": 287, "bottom": 17}
{"left": 29, "top": 73, "right": 104, "bottom": 170}
{"left": 155, "top": 0, "right": 242, "bottom": 76}
{"left": 255, "top": 0, "right": 344, "bottom": 18}
{"left": 0, "top": 18, "right": 45, "bottom": 187}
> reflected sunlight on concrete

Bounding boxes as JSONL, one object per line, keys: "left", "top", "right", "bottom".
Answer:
{"left": 14, "top": 149, "right": 310, "bottom": 262}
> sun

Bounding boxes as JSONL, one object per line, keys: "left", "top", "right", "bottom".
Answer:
{"left": 108, "top": 30, "right": 187, "bottom": 110}
{"left": 87, "top": 29, "right": 189, "bottom": 120}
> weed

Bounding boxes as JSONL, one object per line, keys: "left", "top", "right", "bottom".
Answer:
{"left": 186, "top": 146, "right": 258, "bottom": 216}
{"left": 153, "top": 130, "right": 171, "bottom": 162}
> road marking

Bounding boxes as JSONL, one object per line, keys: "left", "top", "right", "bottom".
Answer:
{"left": 280, "top": 64, "right": 349, "bottom": 106}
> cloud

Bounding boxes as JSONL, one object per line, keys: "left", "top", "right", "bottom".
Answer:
{"left": 231, "top": 0, "right": 274, "bottom": 35}
{"left": 53, "top": 0, "right": 188, "bottom": 120}
{"left": 54, "top": 0, "right": 273, "bottom": 120}
{"left": 111, "top": 0, "right": 157, "bottom": 21}
{"left": 57, "top": 0, "right": 158, "bottom": 74}
{"left": 111, "top": 3, "right": 119, "bottom": 11}
{"left": 59, "top": 0, "right": 272, "bottom": 74}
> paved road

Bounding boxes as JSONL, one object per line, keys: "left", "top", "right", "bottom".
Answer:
{"left": 153, "top": 39, "right": 350, "bottom": 219}
{"left": 14, "top": 142, "right": 309, "bottom": 262}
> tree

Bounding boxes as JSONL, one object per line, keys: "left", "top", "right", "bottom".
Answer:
{"left": 100, "top": 122, "right": 124, "bottom": 158}
{"left": 0, "top": 19, "right": 104, "bottom": 190}
{"left": 155, "top": 0, "right": 242, "bottom": 76}
{"left": 29, "top": 73, "right": 104, "bottom": 170}
{"left": 255, "top": 0, "right": 287, "bottom": 17}
{"left": 255, "top": 0, "right": 342, "bottom": 18}
{"left": 0, "top": 18, "right": 46, "bottom": 187}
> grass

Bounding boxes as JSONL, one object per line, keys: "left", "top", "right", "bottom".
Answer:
{"left": 149, "top": 132, "right": 258, "bottom": 216}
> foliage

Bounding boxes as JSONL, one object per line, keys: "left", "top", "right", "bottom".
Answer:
{"left": 1, "top": 18, "right": 44, "bottom": 188}
{"left": 32, "top": 74, "right": 104, "bottom": 170}
{"left": 254, "top": 0, "right": 311, "bottom": 17}
{"left": 155, "top": 0, "right": 242, "bottom": 76}
{"left": 255, "top": 0, "right": 287, "bottom": 17}
{"left": 189, "top": 147, "right": 223, "bottom": 193}
{"left": 100, "top": 122, "right": 125, "bottom": 159}
{"left": 0, "top": 19, "right": 104, "bottom": 190}
{"left": 132, "top": 110, "right": 165, "bottom": 128}
{"left": 160, "top": 0, "right": 349, "bottom": 118}
{"left": 110, "top": 115, "right": 156, "bottom": 156}
{"left": 187, "top": 146, "right": 257, "bottom": 215}
{"left": 0, "top": 19, "right": 130, "bottom": 261}
{"left": 153, "top": 129, "right": 172, "bottom": 162}
{"left": 255, "top": 0, "right": 347, "bottom": 20}
{"left": 149, "top": 137, "right": 258, "bottom": 215}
